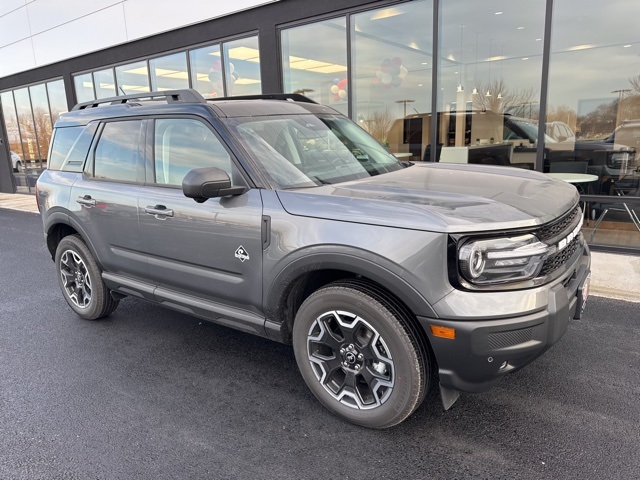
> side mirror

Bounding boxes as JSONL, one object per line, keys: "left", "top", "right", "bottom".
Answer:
{"left": 557, "top": 135, "right": 568, "bottom": 142}
{"left": 182, "top": 167, "right": 246, "bottom": 203}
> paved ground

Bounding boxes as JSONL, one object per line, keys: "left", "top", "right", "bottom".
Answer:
{"left": 1, "top": 208, "right": 639, "bottom": 480}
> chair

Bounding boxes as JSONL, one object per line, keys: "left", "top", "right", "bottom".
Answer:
{"left": 549, "top": 161, "right": 588, "bottom": 174}
{"left": 589, "top": 181, "right": 640, "bottom": 242}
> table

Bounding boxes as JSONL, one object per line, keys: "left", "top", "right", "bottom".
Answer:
{"left": 547, "top": 173, "right": 599, "bottom": 184}
{"left": 548, "top": 173, "right": 600, "bottom": 221}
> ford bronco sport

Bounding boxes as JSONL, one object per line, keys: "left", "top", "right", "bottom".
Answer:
{"left": 37, "top": 90, "right": 591, "bottom": 428}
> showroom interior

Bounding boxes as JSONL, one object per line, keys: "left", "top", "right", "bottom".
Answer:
{"left": 1, "top": 0, "right": 639, "bottom": 252}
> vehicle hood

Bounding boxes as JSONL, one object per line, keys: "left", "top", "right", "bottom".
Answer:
{"left": 276, "top": 163, "right": 579, "bottom": 233}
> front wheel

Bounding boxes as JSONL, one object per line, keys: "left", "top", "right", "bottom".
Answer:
{"left": 54, "top": 235, "right": 119, "bottom": 320}
{"left": 292, "top": 282, "right": 428, "bottom": 428}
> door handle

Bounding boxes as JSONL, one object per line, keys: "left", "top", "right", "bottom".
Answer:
{"left": 145, "top": 205, "right": 174, "bottom": 218}
{"left": 76, "top": 195, "right": 96, "bottom": 207}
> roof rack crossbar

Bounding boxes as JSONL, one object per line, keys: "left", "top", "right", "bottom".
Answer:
{"left": 72, "top": 89, "right": 207, "bottom": 110}
{"left": 208, "top": 93, "right": 318, "bottom": 104}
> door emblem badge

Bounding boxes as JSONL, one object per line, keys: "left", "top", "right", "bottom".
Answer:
{"left": 234, "top": 246, "right": 250, "bottom": 262}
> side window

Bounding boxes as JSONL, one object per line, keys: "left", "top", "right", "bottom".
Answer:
{"left": 48, "top": 124, "right": 97, "bottom": 172}
{"left": 154, "top": 118, "right": 232, "bottom": 186}
{"left": 93, "top": 120, "right": 143, "bottom": 182}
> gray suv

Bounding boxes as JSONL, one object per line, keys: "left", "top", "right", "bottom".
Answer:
{"left": 37, "top": 90, "right": 591, "bottom": 428}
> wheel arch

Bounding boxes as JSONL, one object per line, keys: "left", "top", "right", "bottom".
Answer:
{"left": 265, "top": 248, "right": 438, "bottom": 342}
{"left": 44, "top": 211, "right": 98, "bottom": 265}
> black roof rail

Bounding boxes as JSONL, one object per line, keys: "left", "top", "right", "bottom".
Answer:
{"left": 208, "top": 93, "right": 318, "bottom": 104}
{"left": 72, "top": 89, "right": 207, "bottom": 111}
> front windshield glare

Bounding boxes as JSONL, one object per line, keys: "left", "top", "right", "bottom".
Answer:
{"left": 224, "top": 114, "right": 403, "bottom": 188}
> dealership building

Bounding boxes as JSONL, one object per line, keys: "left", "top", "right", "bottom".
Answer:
{"left": 1, "top": 0, "right": 639, "bottom": 252}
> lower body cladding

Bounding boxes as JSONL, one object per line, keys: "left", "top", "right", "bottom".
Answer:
{"left": 419, "top": 249, "right": 590, "bottom": 409}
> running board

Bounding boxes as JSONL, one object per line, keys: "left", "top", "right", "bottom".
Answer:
{"left": 102, "top": 272, "right": 268, "bottom": 338}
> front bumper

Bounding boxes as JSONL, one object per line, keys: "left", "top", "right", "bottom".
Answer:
{"left": 419, "top": 246, "right": 590, "bottom": 394}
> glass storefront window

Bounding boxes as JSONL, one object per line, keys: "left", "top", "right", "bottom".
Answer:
{"left": 223, "top": 36, "right": 262, "bottom": 97}
{"left": 94, "top": 68, "right": 116, "bottom": 99}
{"left": 189, "top": 37, "right": 262, "bottom": 98}
{"left": 74, "top": 73, "right": 95, "bottom": 103}
{"left": 13, "top": 88, "right": 40, "bottom": 164}
{"left": 190, "top": 43, "right": 223, "bottom": 97}
{"left": 547, "top": 1, "right": 640, "bottom": 249}
{"left": 281, "top": 18, "right": 348, "bottom": 115}
{"left": 437, "top": 0, "right": 546, "bottom": 167}
{"left": 1, "top": 91, "right": 22, "bottom": 158}
{"left": 29, "top": 83, "right": 53, "bottom": 168}
{"left": 150, "top": 52, "right": 189, "bottom": 91}
{"left": 351, "top": 1, "right": 432, "bottom": 159}
{"left": 115, "top": 61, "right": 150, "bottom": 95}
{"left": 47, "top": 79, "right": 68, "bottom": 123}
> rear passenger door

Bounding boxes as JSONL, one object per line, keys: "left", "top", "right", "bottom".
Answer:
{"left": 70, "top": 119, "right": 148, "bottom": 280}
{"left": 137, "top": 117, "right": 264, "bottom": 315}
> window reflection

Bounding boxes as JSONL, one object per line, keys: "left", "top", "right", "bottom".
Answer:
{"left": 190, "top": 44, "right": 223, "bottom": 97}
{"left": 150, "top": 52, "right": 189, "bottom": 91}
{"left": 351, "top": 1, "right": 432, "bottom": 159}
{"left": 189, "top": 36, "right": 262, "bottom": 98}
{"left": 115, "top": 61, "right": 150, "bottom": 95}
{"left": 223, "top": 36, "right": 262, "bottom": 96}
{"left": 94, "top": 68, "right": 116, "bottom": 99}
{"left": 548, "top": 1, "right": 640, "bottom": 249}
{"left": 29, "top": 83, "right": 53, "bottom": 168}
{"left": 47, "top": 79, "right": 68, "bottom": 124}
{"left": 74, "top": 73, "right": 95, "bottom": 103}
{"left": 437, "top": 0, "right": 545, "bottom": 167}
{"left": 13, "top": 88, "right": 40, "bottom": 164}
{"left": 2, "top": 79, "right": 67, "bottom": 192}
{"left": 281, "top": 18, "right": 348, "bottom": 115}
{"left": 1, "top": 92, "right": 21, "bottom": 156}
{"left": 94, "top": 121, "right": 142, "bottom": 182}
{"left": 154, "top": 118, "right": 231, "bottom": 185}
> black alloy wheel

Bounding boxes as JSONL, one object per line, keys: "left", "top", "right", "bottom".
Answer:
{"left": 54, "top": 235, "right": 119, "bottom": 320}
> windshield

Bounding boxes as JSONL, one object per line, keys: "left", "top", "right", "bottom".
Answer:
{"left": 505, "top": 117, "right": 555, "bottom": 144}
{"left": 224, "top": 114, "right": 403, "bottom": 189}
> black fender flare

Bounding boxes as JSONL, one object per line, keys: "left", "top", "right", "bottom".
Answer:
{"left": 265, "top": 245, "right": 439, "bottom": 324}
{"left": 44, "top": 210, "right": 103, "bottom": 268}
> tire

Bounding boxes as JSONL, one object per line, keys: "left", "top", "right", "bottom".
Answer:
{"left": 54, "top": 234, "right": 119, "bottom": 320}
{"left": 13, "top": 161, "right": 21, "bottom": 173}
{"left": 292, "top": 282, "right": 428, "bottom": 428}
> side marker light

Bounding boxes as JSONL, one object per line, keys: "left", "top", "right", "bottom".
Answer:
{"left": 430, "top": 325, "right": 456, "bottom": 340}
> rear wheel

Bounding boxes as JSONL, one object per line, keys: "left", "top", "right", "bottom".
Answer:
{"left": 292, "top": 282, "right": 428, "bottom": 428}
{"left": 54, "top": 235, "right": 119, "bottom": 320}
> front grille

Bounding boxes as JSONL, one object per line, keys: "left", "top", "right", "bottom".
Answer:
{"left": 534, "top": 204, "right": 584, "bottom": 278}
{"left": 539, "top": 236, "right": 581, "bottom": 276}
{"left": 536, "top": 204, "right": 580, "bottom": 243}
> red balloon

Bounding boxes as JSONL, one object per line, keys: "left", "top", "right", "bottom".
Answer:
{"left": 337, "top": 78, "right": 347, "bottom": 89}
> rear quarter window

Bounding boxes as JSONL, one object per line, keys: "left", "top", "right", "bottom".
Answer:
{"left": 48, "top": 124, "right": 98, "bottom": 172}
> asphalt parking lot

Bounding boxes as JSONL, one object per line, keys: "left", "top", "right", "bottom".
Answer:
{"left": 1, "top": 208, "right": 639, "bottom": 479}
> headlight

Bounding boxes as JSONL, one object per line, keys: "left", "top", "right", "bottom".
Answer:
{"left": 458, "top": 234, "right": 549, "bottom": 285}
